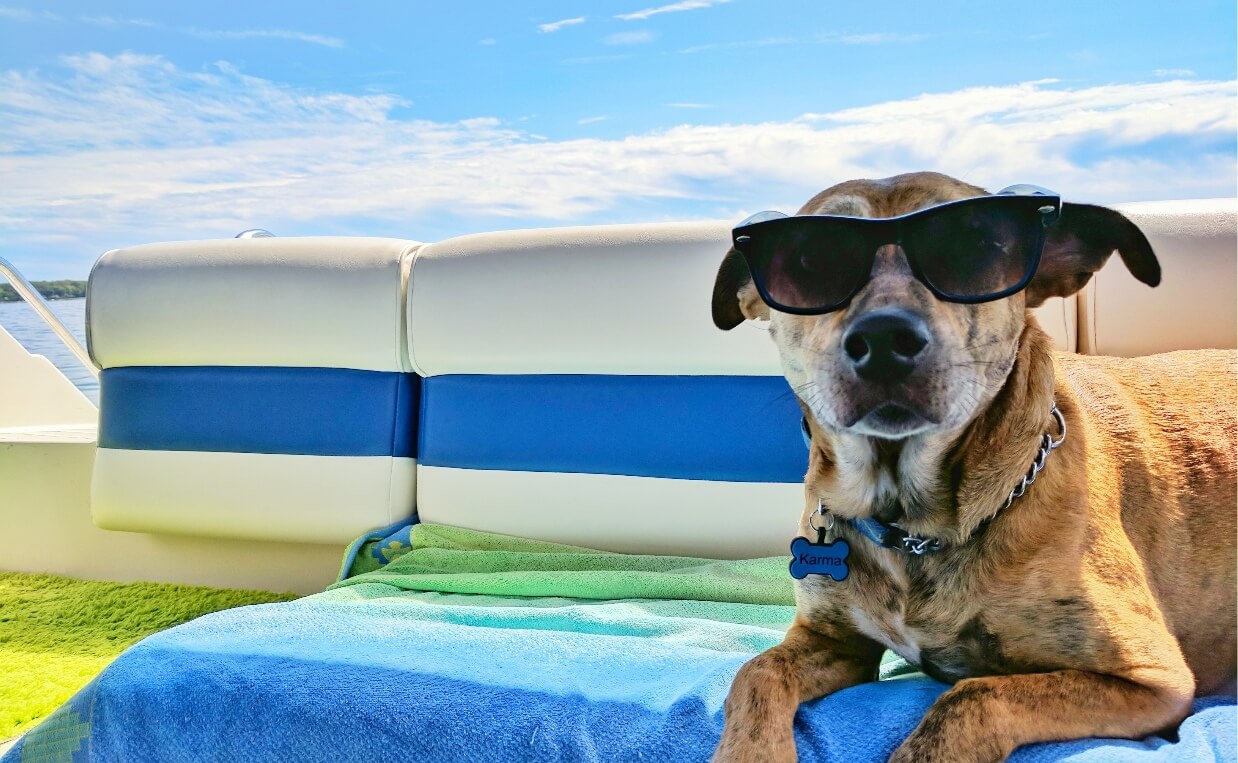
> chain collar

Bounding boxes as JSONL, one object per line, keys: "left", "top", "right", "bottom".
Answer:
{"left": 901, "top": 535, "right": 942, "bottom": 555}
{"left": 1000, "top": 404, "right": 1067, "bottom": 511}
{"left": 803, "top": 403, "right": 1067, "bottom": 555}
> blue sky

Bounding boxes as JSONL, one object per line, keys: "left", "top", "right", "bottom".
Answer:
{"left": 1, "top": 0, "right": 1235, "bottom": 278}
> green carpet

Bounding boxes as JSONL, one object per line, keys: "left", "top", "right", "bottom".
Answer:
{"left": 0, "top": 572, "right": 295, "bottom": 740}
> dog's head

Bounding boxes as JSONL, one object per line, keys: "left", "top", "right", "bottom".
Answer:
{"left": 712, "top": 172, "right": 1159, "bottom": 440}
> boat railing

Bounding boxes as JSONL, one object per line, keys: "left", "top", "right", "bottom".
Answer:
{"left": 0, "top": 256, "right": 99, "bottom": 380}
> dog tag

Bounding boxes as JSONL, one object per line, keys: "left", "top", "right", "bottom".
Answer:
{"left": 789, "top": 536, "right": 850, "bottom": 581}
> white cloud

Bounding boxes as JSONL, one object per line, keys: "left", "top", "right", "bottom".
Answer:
{"left": 0, "top": 5, "right": 59, "bottom": 21}
{"left": 538, "top": 17, "right": 585, "bottom": 33}
{"left": 0, "top": 54, "right": 1234, "bottom": 275}
{"left": 604, "top": 30, "right": 654, "bottom": 45}
{"left": 78, "top": 15, "right": 158, "bottom": 27}
{"left": 615, "top": 0, "right": 729, "bottom": 21}
{"left": 1154, "top": 68, "right": 1196, "bottom": 78}
{"left": 577, "top": 116, "right": 609, "bottom": 125}
{"left": 184, "top": 27, "right": 344, "bottom": 48}
{"left": 820, "top": 32, "right": 927, "bottom": 44}
{"left": 0, "top": 9, "right": 334, "bottom": 45}
{"left": 680, "top": 32, "right": 924, "bottom": 54}
{"left": 458, "top": 117, "right": 501, "bottom": 128}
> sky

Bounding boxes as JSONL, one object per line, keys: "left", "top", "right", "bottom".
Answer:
{"left": 0, "top": 1, "right": 1235, "bottom": 279}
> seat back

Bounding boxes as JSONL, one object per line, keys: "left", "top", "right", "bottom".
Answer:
{"left": 88, "top": 237, "right": 420, "bottom": 544}
{"left": 86, "top": 199, "right": 1228, "bottom": 557}
{"left": 405, "top": 222, "right": 1076, "bottom": 557}
{"left": 1081, "top": 199, "right": 1237, "bottom": 356}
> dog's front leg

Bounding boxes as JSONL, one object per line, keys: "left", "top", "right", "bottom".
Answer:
{"left": 713, "top": 620, "right": 882, "bottom": 763}
{"left": 890, "top": 665, "right": 1196, "bottom": 763}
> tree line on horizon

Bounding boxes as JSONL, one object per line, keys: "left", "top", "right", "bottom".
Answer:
{"left": 0, "top": 280, "right": 87, "bottom": 303}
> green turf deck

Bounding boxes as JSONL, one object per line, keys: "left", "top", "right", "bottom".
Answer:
{"left": 0, "top": 572, "right": 295, "bottom": 740}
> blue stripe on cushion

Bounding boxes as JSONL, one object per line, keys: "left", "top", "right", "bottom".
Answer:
{"left": 419, "top": 375, "right": 806, "bottom": 483}
{"left": 99, "top": 366, "right": 419, "bottom": 457}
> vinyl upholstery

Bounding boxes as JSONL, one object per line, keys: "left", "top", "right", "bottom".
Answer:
{"left": 88, "top": 237, "right": 421, "bottom": 544}
{"left": 85, "top": 200, "right": 1233, "bottom": 553}
{"left": 1082, "top": 199, "right": 1237, "bottom": 356}
{"left": 406, "top": 223, "right": 1077, "bottom": 558}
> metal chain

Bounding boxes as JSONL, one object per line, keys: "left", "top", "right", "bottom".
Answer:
{"left": 901, "top": 403, "right": 1065, "bottom": 554}
{"left": 813, "top": 403, "right": 1066, "bottom": 555}
{"left": 1001, "top": 403, "right": 1067, "bottom": 511}
{"left": 901, "top": 536, "right": 941, "bottom": 555}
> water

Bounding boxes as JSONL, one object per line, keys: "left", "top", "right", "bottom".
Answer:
{"left": 0, "top": 298, "right": 99, "bottom": 404}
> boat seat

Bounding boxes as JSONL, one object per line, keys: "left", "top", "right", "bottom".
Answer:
{"left": 81, "top": 199, "right": 1233, "bottom": 553}
{"left": 87, "top": 237, "right": 421, "bottom": 544}
{"left": 1083, "top": 199, "right": 1237, "bottom": 356}
{"left": 404, "top": 222, "right": 1076, "bottom": 558}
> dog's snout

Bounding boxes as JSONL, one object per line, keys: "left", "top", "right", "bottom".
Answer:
{"left": 842, "top": 309, "right": 931, "bottom": 384}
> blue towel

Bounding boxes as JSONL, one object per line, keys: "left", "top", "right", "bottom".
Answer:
{"left": 7, "top": 593, "right": 1234, "bottom": 762}
{"left": 7, "top": 527, "right": 1234, "bottom": 762}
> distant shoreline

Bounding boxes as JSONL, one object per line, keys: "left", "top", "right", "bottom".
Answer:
{"left": 0, "top": 280, "right": 86, "bottom": 303}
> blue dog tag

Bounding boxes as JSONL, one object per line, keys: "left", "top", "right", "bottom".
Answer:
{"left": 789, "top": 537, "right": 850, "bottom": 581}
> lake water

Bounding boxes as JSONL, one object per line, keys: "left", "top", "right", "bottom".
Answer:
{"left": 0, "top": 297, "right": 99, "bottom": 404}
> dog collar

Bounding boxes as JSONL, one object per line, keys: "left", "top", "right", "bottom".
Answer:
{"left": 799, "top": 404, "right": 1066, "bottom": 555}
{"left": 849, "top": 512, "right": 944, "bottom": 555}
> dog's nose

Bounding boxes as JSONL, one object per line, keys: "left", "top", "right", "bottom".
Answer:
{"left": 842, "top": 309, "right": 931, "bottom": 384}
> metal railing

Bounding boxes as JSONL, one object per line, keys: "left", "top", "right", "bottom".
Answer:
{"left": 0, "top": 256, "right": 100, "bottom": 380}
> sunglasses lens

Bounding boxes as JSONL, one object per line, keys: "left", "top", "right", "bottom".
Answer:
{"left": 904, "top": 198, "right": 1044, "bottom": 299}
{"left": 740, "top": 220, "right": 872, "bottom": 312}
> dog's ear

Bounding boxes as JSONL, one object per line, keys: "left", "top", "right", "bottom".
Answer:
{"left": 1025, "top": 203, "right": 1160, "bottom": 308}
{"left": 712, "top": 247, "right": 770, "bottom": 329}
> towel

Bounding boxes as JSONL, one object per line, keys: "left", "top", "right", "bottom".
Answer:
{"left": 6, "top": 524, "right": 1233, "bottom": 762}
{"left": 332, "top": 522, "right": 799, "bottom": 604}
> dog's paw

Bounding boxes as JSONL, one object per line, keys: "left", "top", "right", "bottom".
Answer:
{"left": 712, "top": 733, "right": 797, "bottom": 763}
{"left": 712, "top": 747, "right": 796, "bottom": 763}
{"left": 889, "top": 677, "right": 1013, "bottom": 763}
{"left": 889, "top": 729, "right": 1006, "bottom": 763}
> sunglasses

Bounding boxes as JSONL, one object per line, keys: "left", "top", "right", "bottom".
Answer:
{"left": 731, "top": 185, "right": 1062, "bottom": 315}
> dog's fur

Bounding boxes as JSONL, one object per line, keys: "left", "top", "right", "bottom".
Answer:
{"left": 710, "top": 172, "right": 1237, "bottom": 762}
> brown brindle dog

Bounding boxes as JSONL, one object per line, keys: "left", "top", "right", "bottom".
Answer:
{"left": 709, "top": 172, "right": 1237, "bottom": 762}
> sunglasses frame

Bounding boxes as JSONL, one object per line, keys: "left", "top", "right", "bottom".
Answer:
{"left": 731, "top": 185, "right": 1063, "bottom": 316}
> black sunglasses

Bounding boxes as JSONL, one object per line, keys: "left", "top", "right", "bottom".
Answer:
{"left": 731, "top": 185, "right": 1062, "bottom": 315}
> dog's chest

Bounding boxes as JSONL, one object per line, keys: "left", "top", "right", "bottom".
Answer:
{"left": 829, "top": 551, "right": 1013, "bottom": 683}
{"left": 841, "top": 557, "right": 935, "bottom": 663}
{"left": 846, "top": 601, "right": 926, "bottom": 666}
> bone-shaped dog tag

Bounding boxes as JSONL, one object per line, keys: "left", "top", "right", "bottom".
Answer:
{"left": 788, "top": 537, "right": 850, "bottom": 581}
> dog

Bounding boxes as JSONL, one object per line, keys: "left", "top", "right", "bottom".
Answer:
{"left": 709, "top": 172, "right": 1237, "bottom": 762}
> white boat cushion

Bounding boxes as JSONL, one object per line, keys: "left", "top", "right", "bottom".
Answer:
{"left": 88, "top": 237, "right": 419, "bottom": 372}
{"left": 87, "top": 237, "right": 421, "bottom": 543}
{"left": 1081, "top": 199, "right": 1237, "bottom": 356}
{"left": 406, "top": 222, "right": 1074, "bottom": 376}
{"left": 406, "top": 222, "right": 1075, "bottom": 558}
{"left": 92, "top": 449, "right": 415, "bottom": 545}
